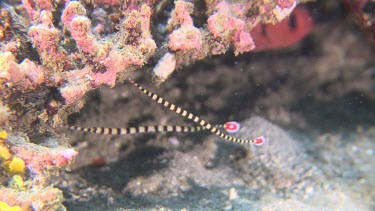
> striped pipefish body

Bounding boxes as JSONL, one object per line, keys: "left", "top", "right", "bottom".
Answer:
{"left": 62, "top": 79, "right": 265, "bottom": 146}
{"left": 127, "top": 78, "right": 265, "bottom": 146}
{"left": 62, "top": 124, "right": 228, "bottom": 135}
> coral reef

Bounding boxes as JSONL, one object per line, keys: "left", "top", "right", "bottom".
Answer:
{"left": 0, "top": 0, "right": 306, "bottom": 209}
{"left": 0, "top": 0, "right": 299, "bottom": 133}
{"left": 1, "top": 102, "right": 76, "bottom": 210}
{"left": 0, "top": 185, "right": 65, "bottom": 211}
{"left": 0, "top": 129, "right": 77, "bottom": 210}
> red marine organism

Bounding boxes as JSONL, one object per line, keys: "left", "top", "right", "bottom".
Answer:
{"left": 91, "top": 157, "right": 107, "bottom": 167}
{"left": 251, "top": 6, "right": 314, "bottom": 51}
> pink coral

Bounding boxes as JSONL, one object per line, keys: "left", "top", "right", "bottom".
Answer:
{"left": 89, "top": 4, "right": 156, "bottom": 87}
{"left": 18, "top": 60, "right": 46, "bottom": 85}
{"left": 70, "top": 16, "right": 99, "bottom": 54}
{"left": 169, "top": 26, "right": 203, "bottom": 56}
{"left": 62, "top": 3, "right": 100, "bottom": 54}
{"left": 27, "top": 10, "right": 69, "bottom": 72}
{"left": 277, "top": 0, "right": 296, "bottom": 9}
{"left": 11, "top": 142, "right": 78, "bottom": 182}
{"left": 22, "top": 0, "right": 54, "bottom": 20}
{"left": 11, "top": 0, "right": 296, "bottom": 101}
{"left": 93, "top": 0, "right": 121, "bottom": 6}
{"left": 59, "top": 67, "right": 91, "bottom": 105}
{"left": 0, "top": 185, "right": 64, "bottom": 210}
{"left": 234, "top": 31, "right": 255, "bottom": 55}
{"left": 63, "top": 2, "right": 156, "bottom": 88}
{"left": 60, "top": 83, "right": 90, "bottom": 105}
{"left": 28, "top": 25, "right": 59, "bottom": 52}
{"left": 166, "top": 0, "right": 205, "bottom": 67}
{"left": 167, "top": 0, "right": 194, "bottom": 30}
{"left": 1, "top": 132, "right": 78, "bottom": 194}
{"left": 61, "top": 1, "right": 87, "bottom": 25}
{"left": 0, "top": 52, "right": 45, "bottom": 89}
{"left": 90, "top": 51, "right": 144, "bottom": 87}
{"left": 207, "top": 3, "right": 255, "bottom": 55}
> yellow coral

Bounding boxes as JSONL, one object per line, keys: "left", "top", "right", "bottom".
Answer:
{"left": 0, "top": 143, "right": 11, "bottom": 160}
{"left": 0, "top": 201, "right": 22, "bottom": 211}
{"left": 6, "top": 157, "right": 26, "bottom": 175}
{"left": 0, "top": 129, "right": 8, "bottom": 142}
{"left": 10, "top": 175, "right": 26, "bottom": 191}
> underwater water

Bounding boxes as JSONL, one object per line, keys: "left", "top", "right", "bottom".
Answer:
{"left": 1, "top": 1, "right": 374, "bottom": 211}
{"left": 59, "top": 3, "right": 374, "bottom": 210}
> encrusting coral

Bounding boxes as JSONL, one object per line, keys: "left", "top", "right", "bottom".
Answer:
{"left": 0, "top": 128, "right": 77, "bottom": 210}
